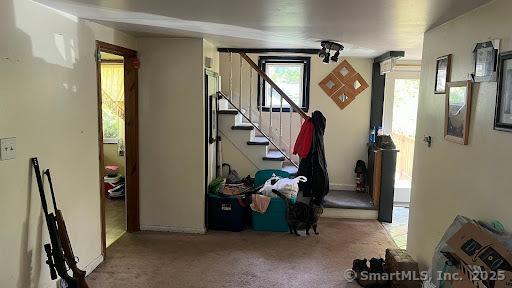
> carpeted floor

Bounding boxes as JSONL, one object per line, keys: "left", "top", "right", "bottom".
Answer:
{"left": 323, "top": 190, "right": 375, "bottom": 210}
{"left": 87, "top": 218, "right": 396, "bottom": 288}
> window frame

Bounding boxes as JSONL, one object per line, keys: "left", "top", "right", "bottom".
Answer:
{"left": 257, "top": 56, "right": 311, "bottom": 112}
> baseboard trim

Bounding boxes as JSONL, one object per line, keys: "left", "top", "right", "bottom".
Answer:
{"left": 322, "top": 208, "right": 378, "bottom": 220}
{"left": 84, "top": 254, "right": 104, "bottom": 276}
{"left": 329, "top": 183, "right": 356, "bottom": 191}
{"left": 140, "top": 224, "right": 206, "bottom": 234}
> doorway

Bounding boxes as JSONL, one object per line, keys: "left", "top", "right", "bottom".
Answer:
{"left": 382, "top": 69, "right": 420, "bottom": 249}
{"left": 96, "top": 41, "right": 139, "bottom": 256}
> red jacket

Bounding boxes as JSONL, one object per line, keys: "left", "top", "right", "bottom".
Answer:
{"left": 293, "top": 117, "right": 313, "bottom": 158}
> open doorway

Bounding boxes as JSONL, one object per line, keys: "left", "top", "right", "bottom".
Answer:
{"left": 96, "top": 41, "right": 139, "bottom": 256}
{"left": 382, "top": 68, "right": 420, "bottom": 249}
{"left": 100, "top": 52, "right": 127, "bottom": 247}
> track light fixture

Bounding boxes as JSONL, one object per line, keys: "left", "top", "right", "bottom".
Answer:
{"left": 331, "top": 50, "right": 340, "bottom": 62}
{"left": 323, "top": 50, "right": 331, "bottom": 63}
{"left": 319, "top": 41, "right": 344, "bottom": 64}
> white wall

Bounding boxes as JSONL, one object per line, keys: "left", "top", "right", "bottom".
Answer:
{"left": 138, "top": 38, "right": 206, "bottom": 233}
{"left": 218, "top": 53, "right": 373, "bottom": 189}
{"left": 408, "top": 0, "right": 512, "bottom": 267}
{"left": 0, "top": 0, "right": 137, "bottom": 287}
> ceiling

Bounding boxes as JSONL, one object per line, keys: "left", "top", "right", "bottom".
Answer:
{"left": 35, "top": 0, "right": 491, "bottom": 59}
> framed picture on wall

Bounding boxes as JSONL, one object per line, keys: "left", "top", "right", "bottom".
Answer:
{"left": 494, "top": 51, "right": 512, "bottom": 132}
{"left": 472, "top": 39, "right": 500, "bottom": 82}
{"left": 435, "top": 54, "right": 452, "bottom": 94}
{"left": 444, "top": 81, "right": 472, "bottom": 145}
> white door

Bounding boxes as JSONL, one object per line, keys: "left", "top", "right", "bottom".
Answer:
{"left": 383, "top": 71, "right": 420, "bottom": 204}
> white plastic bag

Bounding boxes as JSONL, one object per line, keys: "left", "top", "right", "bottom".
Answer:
{"left": 272, "top": 176, "right": 307, "bottom": 200}
{"left": 258, "top": 174, "right": 282, "bottom": 196}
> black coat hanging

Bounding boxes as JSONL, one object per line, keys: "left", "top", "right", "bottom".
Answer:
{"left": 297, "top": 110, "right": 329, "bottom": 205}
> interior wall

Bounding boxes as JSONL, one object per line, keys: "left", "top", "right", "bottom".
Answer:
{"left": 103, "top": 144, "right": 125, "bottom": 176}
{"left": 408, "top": 0, "right": 512, "bottom": 267}
{"left": 0, "top": 0, "right": 137, "bottom": 287}
{"left": 204, "top": 40, "right": 220, "bottom": 184}
{"left": 138, "top": 38, "right": 206, "bottom": 233}
{"left": 218, "top": 53, "right": 373, "bottom": 189}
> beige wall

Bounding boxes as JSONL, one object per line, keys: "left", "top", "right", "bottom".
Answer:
{"left": 218, "top": 53, "right": 373, "bottom": 189}
{"left": 138, "top": 38, "right": 206, "bottom": 233}
{"left": 0, "top": 0, "right": 137, "bottom": 287}
{"left": 204, "top": 40, "right": 220, "bottom": 183}
{"left": 203, "top": 39, "right": 219, "bottom": 73}
{"left": 408, "top": 0, "right": 512, "bottom": 267}
{"left": 103, "top": 144, "right": 126, "bottom": 176}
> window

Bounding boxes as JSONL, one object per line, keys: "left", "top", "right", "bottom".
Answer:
{"left": 101, "top": 62, "right": 125, "bottom": 144}
{"left": 258, "top": 56, "right": 310, "bottom": 112}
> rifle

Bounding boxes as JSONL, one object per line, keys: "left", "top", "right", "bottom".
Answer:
{"left": 31, "top": 158, "right": 77, "bottom": 288}
{"left": 44, "top": 169, "right": 89, "bottom": 288}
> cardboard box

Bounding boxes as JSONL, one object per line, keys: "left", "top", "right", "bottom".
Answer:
{"left": 385, "top": 249, "right": 421, "bottom": 288}
{"left": 446, "top": 222, "right": 512, "bottom": 288}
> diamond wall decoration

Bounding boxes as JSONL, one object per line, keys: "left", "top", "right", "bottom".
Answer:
{"left": 331, "top": 85, "right": 357, "bottom": 110}
{"left": 319, "top": 60, "right": 369, "bottom": 110}
{"left": 319, "top": 73, "right": 343, "bottom": 96}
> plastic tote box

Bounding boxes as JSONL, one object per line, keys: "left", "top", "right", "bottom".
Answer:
{"left": 207, "top": 193, "right": 246, "bottom": 232}
{"left": 252, "top": 197, "right": 289, "bottom": 232}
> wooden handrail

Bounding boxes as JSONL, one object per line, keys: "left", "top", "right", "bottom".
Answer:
{"left": 238, "top": 52, "right": 309, "bottom": 120}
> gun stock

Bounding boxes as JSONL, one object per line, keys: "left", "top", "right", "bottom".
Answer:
{"left": 45, "top": 169, "right": 89, "bottom": 288}
{"left": 55, "top": 210, "right": 88, "bottom": 287}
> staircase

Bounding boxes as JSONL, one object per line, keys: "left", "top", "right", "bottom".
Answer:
{"left": 217, "top": 52, "right": 308, "bottom": 175}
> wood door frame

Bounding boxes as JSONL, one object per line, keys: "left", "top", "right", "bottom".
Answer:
{"left": 96, "top": 41, "right": 139, "bottom": 257}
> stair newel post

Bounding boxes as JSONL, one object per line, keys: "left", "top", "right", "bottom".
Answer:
{"left": 289, "top": 105, "right": 293, "bottom": 159}
{"left": 239, "top": 56, "right": 243, "bottom": 111}
{"left": 229, "top": 52, "right": 233, "bottom": 101}
{"left": 269, "top": 87, "right": 273, "bottom": 141}
{"left": 249, "top": 68, "right": 253, "bottom": 122}
{"left": 259, "top": 78, "right": 263, "bottom": 127}
{"left": 279, "top": 94, "right": 283, "bottom": 149}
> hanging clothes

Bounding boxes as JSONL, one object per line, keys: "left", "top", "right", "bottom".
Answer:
{"left": 293, "top": 116, "right": 314, "bottom": 159}
{"left": 297, "top": 111, "right": 329, "bottom": 205}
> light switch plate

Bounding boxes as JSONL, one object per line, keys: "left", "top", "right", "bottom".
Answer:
{"left": 0, "top": 137, "right": 16, "bottom": 160}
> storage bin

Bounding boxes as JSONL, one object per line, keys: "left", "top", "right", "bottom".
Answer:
{"left": 207, "top": 193, "right": 246, "bottom": 232}
{"left": 252, "top": 197, "right": 289, "bottom": 232}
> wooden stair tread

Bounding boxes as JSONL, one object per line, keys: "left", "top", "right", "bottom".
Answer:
{"left": 247, "top": 136, "right": 269, "bottom": 145}
{"left": 218, "top": 109, "right": 238, "bottom": 115}
{"left": 281, "top": 165, "right": 298, "bottom": 175}
{"left": 231, "top": 125, "right": 254, "bottom": 130}
{"left": 263, "top": 150, "right": 285, "bottom": 161}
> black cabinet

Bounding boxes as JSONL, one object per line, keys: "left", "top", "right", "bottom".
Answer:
{"left": 368, "top": 146, "right": 398, "bottom": 223}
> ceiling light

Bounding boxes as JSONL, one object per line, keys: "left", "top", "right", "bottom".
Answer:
{"left": 318, "top": 47, "right": 327, "bottom": 58}
{"left": 331, "top": 51, "right": 340, "bottom": 62}
{"left": 323, "top": 52, "right": 330, "bottom": 63}
{"left": 319, "top": 41, "right": 344, "bottom": 64}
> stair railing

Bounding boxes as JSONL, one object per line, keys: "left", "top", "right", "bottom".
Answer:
{"left": 217, "top": 91, "right": 298, "bottom": 167}
{"left": 223, "top": 52, "right": 310, "bottom": 168}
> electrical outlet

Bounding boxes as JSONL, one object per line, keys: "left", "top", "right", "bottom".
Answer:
{"left": 0, "top": 137, "right": 16, "bottom": 160}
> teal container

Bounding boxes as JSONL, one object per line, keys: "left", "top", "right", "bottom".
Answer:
{"left": 254, "top": 169, "right": 290, "bottom": 187}
{"left": 252, "top": 197, "right": 289, "bottom": 232}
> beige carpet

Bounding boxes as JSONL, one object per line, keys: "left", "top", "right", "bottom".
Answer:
{"left": 88, "top": 218, "right": 396, "bottom": 288}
